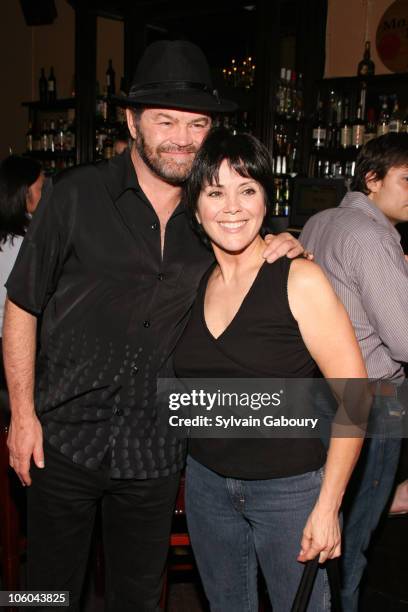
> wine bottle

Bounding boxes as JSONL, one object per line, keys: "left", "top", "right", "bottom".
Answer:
{"left": 352, "top": 105, "right": 365, "bottom": 149}
{"left": 39, "top": 68, "right": 47, "bottom": 104}
{"left": 106, "top": 59, "right": 116, "bottom": 96}
{"left": 47, "top": 67, "right": 57, "bottom": 104}
{"left": 312, "top": 99, "right": 326, "bottom": 150}
{"left": 377, "top": 96, "right": 389, "bottom": 136}
{"left": 357, "top": 41, "right": 375, "bottom": 76}
{"left": 340, "top": 98, "right": 352, "bottom": 149}
{"left": 388, "top": 96, "right": 403, "bottom": 133}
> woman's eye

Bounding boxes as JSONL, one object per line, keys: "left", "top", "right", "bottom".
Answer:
{"left": 207, "top": 190, "right": 222, "bottom": 197}
{"left": 242, "top": 188, "right": 256, "bottom": 195}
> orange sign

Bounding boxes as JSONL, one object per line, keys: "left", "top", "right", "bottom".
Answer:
{"left": 376, "top": 0, "right": 408, "bottom": 72}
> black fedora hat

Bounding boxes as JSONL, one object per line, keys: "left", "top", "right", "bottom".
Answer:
{"left": 112, "top": 40, "right": 237, "bottom": 113}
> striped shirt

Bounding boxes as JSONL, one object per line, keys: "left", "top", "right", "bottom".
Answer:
{"left": 300, "top": 191, "right": 408, "bottom": 383}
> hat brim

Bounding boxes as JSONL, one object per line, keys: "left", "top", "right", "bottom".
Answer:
{"left": 110, "top": 89, "right": 237, "bottom": 113}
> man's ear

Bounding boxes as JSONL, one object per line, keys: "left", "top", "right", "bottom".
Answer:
{"left": 126, "top": 108, "right": 138, "bottom": 139}
{"left": 365, "top": 171, "right": 382, "bottom": 193}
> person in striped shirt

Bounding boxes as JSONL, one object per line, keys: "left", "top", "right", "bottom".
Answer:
{"left": 300, "top": 132, "right": 408, "bottom": 612}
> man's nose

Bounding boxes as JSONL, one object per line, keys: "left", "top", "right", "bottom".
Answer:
{"left": 171, "top": 124, "right": 193, "bottom": 147}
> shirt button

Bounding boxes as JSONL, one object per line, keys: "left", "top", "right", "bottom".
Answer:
{"left": 131, "top": 365, "right": 139, "bottom": 374}
{"left": 157, "top": 273, "right": 165, "bottom": 281}
{"left": 151, "top": 222, "right": 159, "bottom": 231}
{"left": 114, "top": 407, "right": 124, "bottom": 416}
{"left": 143, "top": 320, "right": 151, "bottom": 328}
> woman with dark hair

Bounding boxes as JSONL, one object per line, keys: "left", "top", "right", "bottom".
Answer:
{"left": 0, "top": 155, "right": 44, "bottom": 334}
{"left": 174, "top": 128, "right": 367, "bottom": 611}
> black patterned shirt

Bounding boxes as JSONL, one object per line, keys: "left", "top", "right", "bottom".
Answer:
{"left": 6, "top": 151, "right": 213, "bottom": 478}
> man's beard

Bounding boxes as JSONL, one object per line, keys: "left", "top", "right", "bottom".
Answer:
{"left": 135, "top": 129, "right": 197, "bottom": 186}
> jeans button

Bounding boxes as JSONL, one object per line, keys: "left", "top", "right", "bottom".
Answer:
{"left": 143, "top": 320, "right": 150, "bottom": 328}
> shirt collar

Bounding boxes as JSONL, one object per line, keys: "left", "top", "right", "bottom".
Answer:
{"left": 339, "top": 191, "right": 401, "bottom": 243}
{"left": 100, "top": 148, "right": 186, "bottom": 218}
{"left": 101, "top": 149, "right": 141, "bottom": 202}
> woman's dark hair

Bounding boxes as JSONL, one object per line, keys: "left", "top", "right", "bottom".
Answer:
{"left": 184, "top": 128, "right": 274, "bottom": 248}
{"left": 351, "top": 132, "right": 408, "bottom": 194}
{"left": 0, "top": 155, "right": 42, "bottom": 244}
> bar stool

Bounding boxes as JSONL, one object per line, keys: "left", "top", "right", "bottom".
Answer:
{"left": 159, "top": 474, "right": 193, "bottom": 610}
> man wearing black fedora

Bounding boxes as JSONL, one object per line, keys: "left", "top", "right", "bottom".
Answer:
{"left": 3, "top": 40, "right": 304, "bottom": 610}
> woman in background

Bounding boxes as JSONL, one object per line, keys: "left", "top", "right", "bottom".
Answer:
{"left": 174, "top": 128, "right": 367, "bottom": 611}
{"left": 0, "top": 155, "right": 44, "bottom": 379}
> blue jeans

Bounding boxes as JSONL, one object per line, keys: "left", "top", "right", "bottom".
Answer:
{"left": 185, "top": 455, "right": 331, "bottom": 612}
{"left": 340, "top": 395, "right": 402, "bottom": 612}
{"left": 315, "top": 392, "right": 403, "bottom": 612}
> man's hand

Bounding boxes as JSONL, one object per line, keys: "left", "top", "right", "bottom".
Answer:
{"left": 263, "top": 232, "right": 313, "bottom": 263}
{"left": 7, "top": 411, "right": 44, "bottom": 486}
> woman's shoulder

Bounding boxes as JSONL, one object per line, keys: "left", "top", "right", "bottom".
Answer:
{"left": 288, "top": 257, "right": 328, "bottom": 290}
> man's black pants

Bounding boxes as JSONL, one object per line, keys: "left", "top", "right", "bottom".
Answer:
{"left": 27, "top": 442, "right": 180, "bottom": 611}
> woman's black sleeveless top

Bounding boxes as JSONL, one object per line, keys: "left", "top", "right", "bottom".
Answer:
{"left": 173, "top": 257, "right": 326, "bottom": 479}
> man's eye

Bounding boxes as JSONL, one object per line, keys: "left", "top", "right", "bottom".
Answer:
{"left": 160, "top": 122, "right": 172, "bottom": 126}
{"left": 192, "top": 123, "right": 206, "bottom": 129}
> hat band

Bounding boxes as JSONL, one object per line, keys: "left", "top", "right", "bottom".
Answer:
{"left": 129, "top": 80, "right": 220, "bottom": 103}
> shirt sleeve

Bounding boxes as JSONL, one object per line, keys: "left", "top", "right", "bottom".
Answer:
{"left": 354, "top": 233, "right": 408, "bottom": 363}
{"left": 5, "top": 177, "right": 68, "bottom": 315}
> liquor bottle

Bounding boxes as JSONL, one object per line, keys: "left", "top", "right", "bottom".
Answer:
{"left": 276, "top": 67, "right": 286, "bottom": 114}
{"left": 388, "top": 96, "right": 404, "bottom": 132}
{"left": 282, "top": 179, "right": 290, "bottom": 216}
{"left": 326, "top": 90, "right": 338, "bottom": 149}
{"left": 364, "top": 108, "right": 377, "bottom": 143}
{"left": 65, "top": 122, "right": 75, "bottom": 152}
{"left": 41, "top": 121, "right": 49, "bottom": 151}
{"left": 295, "top": 73, "right": 304, "bottom": 120}
{"left": 340, "top": 98, "right": 352, "bottom": 149}
{"left": 352, "top": 105, "right": 365, "bottom": 149}
{"left": 26, "top": 122, "right": 33, "bottom": 152}
{"left": 39, "top": 68, "right": 47, "bottom": 104}
{"left": 285, "top": 69, "right": 293, "bottom": 117}
{"left": 55, "top": 118, "right": 65, "bottom": 151}
{"left": 106, "top": 59, "right": 116, "bottom": 96}
{"left": 103, "top": 129, "right": 113, "bottom": 159}
{"left": 47, "top": 120, "right": 56, "bottom": 152}
{"left": 47, "top": 67, "right": 57, "bottom": 104}
{"left": 273, "top": 178, "right": 282, "bottom": 216}
{"left": 312, "top": 99, "right": 326, "bottom": 150}
{"left": 357, "top": 41, "right": 375, "bottom": 76}
{"left": 377, "top": 96, "right": 389, "bottom": 136}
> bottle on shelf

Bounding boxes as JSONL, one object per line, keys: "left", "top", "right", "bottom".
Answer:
{"left": 276, "top": 67, "right": 287, "bottom": 115}
{"left": 106, "top": 59, "right": 116, "bottom": 96}
{"left": 47, "top": 120, "right": 56, "bottom": 152}
{"left": 55, "top": 118, "right": 65, "bottom": 151}
{"left": 364, "top": 108, "right": 377, "bottom": 144}
{"left": 103, "top": 129, "right": 114, "bottom": 159}
{"left": 326, "top": 90, "right": 338, "bottom": 149}
{"left": 41, "top": 121, "right": 49, "bottom": 151}
{"left": 312, "top": 99, "right": 326, "bottom": 151}
{"left": 26, "top": 122, "right": 33, "bottom": 152}
{"left": 47, "top": 67, "right": 57, "bottom": 104}
{"left": 295, "top": 73, "right": 304, "bottom": 120}
{"left": 357, "top": 41, "right": 375, "bottom": 76}
{"left": 388, "top": 95, "right": 404, "bottom": 133}
{"left": 377, "top": 96, "right": 389, "bottom": 136}
{"left": 39, "top": 68, "right": 48, "bottom": 104}
{"left": 352, "top": 104, "right": 365, "bottom": 149}
{"left": 340, "top": 98, "right": 352, "bottom": 149}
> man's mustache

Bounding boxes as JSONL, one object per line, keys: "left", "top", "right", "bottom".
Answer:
{"left": 158, "top": 146, "right": 197, "bottom": 154}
